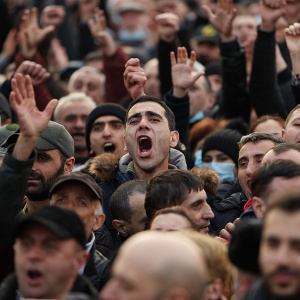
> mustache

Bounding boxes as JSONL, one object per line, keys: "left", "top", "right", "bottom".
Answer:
{"left": 269, "top": 267, "right": 300, "bottom": 277}
{"left": 28, "top": 171, "right": 45, "bottom": 182}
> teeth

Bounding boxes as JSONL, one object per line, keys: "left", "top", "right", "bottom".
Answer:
{"left": 104, "top": 143, "right": 113, "bottom": 148}
{"left": 140, "top": 137, "right": 149, "bottom": 141}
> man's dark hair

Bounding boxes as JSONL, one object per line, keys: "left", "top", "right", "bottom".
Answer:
{"left": 238, "top": 132, "right": 283, "bottom": 150}
{"left": 269, "top": 142, "right": 300, "bottom": 155}
{"left": 145, "top": 169, "right": 204, "bottom": 220}
{"left": 110, "top": 180, "right": 146, "bottom": 223}
{"left": 125, "top": 95, "right": 176, "bottom": 131}
{"left": 251, "top": 159, "right": 300, "bottom": 201}
{"left": 266, "top": 192, "right": 300, "bottom": 216}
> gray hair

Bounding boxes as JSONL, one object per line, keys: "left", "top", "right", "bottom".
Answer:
{"left": 54, "top": 92, "right": 96, "bottom": 122}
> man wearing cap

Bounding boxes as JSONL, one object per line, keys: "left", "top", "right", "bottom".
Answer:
{"left": 75, "top": 103, "right": 127, "bottom": 174}
{"left": 49, "top": 172, "right": 110, "bottom": 290}
{"left": 0, "top": 206, "right": 98, "bottom": 299}
{"left": 0, "top": 74, "right": 73, "bottom": 281}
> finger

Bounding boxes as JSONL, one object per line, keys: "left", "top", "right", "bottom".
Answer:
{"left": 170, "top": 51, "right": 176, "bottom": 66}
{"left": 125, "top": 58, "right": 140, "bottom": 68}
{"left": 9, "top": 91, "right": 17, "bottom": 111}
{"left": 25, "top": 75, "right": 34, "bottom": 99}
{"left": 192, "top": 71, "right": 205, "bottom": 83}
{"left": 182, "top": 47, "right": 188, "bottom": 63}
{"left": 44, "top": 99, "right": 59, "bottom": 119}
{"left": 201, "top": 5, "right": 213, "bottom": 19}
{"left": 225, "top": 222, "right": 236, "bottom": 233}
{"left": 16, "top": 74, "right": 27, "bottom": 100}
{"left": 41, "top": 25, "right": 55, "bottom": 37}
{"left": 11, "top": 77, "right": 22, "bottom": 105}
{"left": 189, "top": 51, "right": 196, "bottom": 68}
{"left": 219, "top": 229, "right": 232, "bottom": 241}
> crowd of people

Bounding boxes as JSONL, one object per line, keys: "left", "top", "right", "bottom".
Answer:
{"left": 1, "top": 0, "right": 300, "bottom": 299}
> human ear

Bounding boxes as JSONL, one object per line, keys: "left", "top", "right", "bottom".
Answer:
{"left": 112, "top": 219, "right": 129, "bottom": 237}
{"left": 252, "top": 196, "right": 266, "bottom": 219}
{"left": 93, "top": 213, "right": 106, "bottom": 231}
{"left": 170, "top": 131, "right": 179, "bottom": 148}
{"left": 64, "top": 157, "right": 75, "bottom": 174}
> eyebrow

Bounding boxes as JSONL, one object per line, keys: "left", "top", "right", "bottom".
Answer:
{"left": 92, "top": 120, "right": 123, "bottom": 127}
{"left": 127, "top": 111, "right": 163, "bottom": 123}
{"left": 36, "top": 151, "right": 52, "bottom": 159}
{"left": 238, "top": 153, "right": 265, "bottom": 163}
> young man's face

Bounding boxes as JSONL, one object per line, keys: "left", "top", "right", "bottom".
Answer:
{"left": 181, "top": 189, "right": 214, "bottom": 234}
{"left": 90, "top": 115, "right": 126, "bottom": 156}
{"left": 125, "top": 101, "right": 178, "bottom": 175}
{"left": 283, "top": 108, "right": 300, "bottom": 144}
{"left": 14, "top": 224, "right": 86, "bottom": 299}
{"left": 259, "top": 209, "right": 300, "bottom": 299}
{"left": 238, "top": 140, "right": 275, "bottom": 199}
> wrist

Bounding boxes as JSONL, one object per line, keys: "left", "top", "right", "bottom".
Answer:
{"left": 173, "top": 86, "right": 187, "bottom": 98}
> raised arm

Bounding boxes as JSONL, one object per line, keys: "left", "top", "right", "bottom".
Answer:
{"left": 285, "top": 22, "right": 300, "bottom": 104}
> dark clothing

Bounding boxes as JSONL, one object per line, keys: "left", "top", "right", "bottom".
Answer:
{"left": 84, "top": 243, "right": 110, "bottom": 291}
{"left": 0, "top": 146, "right": 35, "bottom": 282}
{"left": 249, "top": 27, "right": 287, "bottom": 119}
{"left": 242, "top": 280, "right": 269, "bottom": 300}
{"left": 0, "top": 273, "right": 99, "bottom": 300}
{"left": 210, "top": 191, "right": 248, "bottom": 234}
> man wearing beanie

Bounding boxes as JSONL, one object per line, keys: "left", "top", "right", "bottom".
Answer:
{"left": 75, "top": 103, "right": 127, "bottom": 173}
{"left": 201, "top": 129, "right": 242, "bottom": 181}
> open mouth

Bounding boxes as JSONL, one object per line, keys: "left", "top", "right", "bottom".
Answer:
{"left": 27, "top": 270, "right": 43, "bottom": 284}
{"left": 138, "top": 136, "right": 152, "bottom": 156}
{"left": 104, "top": 142, "right": 116, "bottom": 153}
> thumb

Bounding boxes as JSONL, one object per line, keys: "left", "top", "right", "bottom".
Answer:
{"left": 44, "top": 99, "right": 58, "bottom": 119}
{"left": 201, "top": 5, "right": 213, "bottom": 19}
{"left": 41, "top": 25, "right": 55, "bottom": 37}
{"left": 192, "top": 71, "right": 205, "bottom": 83}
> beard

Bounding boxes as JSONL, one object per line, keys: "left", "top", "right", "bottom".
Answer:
{"left": 25, "top": 164, "right": 65, "bottom": 202}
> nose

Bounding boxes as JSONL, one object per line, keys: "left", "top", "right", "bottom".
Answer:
{"left": 103, "top": 124, "right": 112, "bottom": 137}
{"left": 275, "top": 244, "right": 291, "bottom": 267}
{"left": 203, "top": 202, "right": 214, "bottom": 220}
{"left": 74, "top": 117, "right": 85, "bottom": 130}
{"left": 139, "top": 117, "right": 150, "bottom": 131}
{"left": 27, "top": 244, "right": 43, "bottom": 261}
{"left": 246, "top": 161, "right": 256, "bottom": 177}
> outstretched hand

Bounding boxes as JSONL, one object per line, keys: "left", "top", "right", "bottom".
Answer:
{"left": 202, "top": 0, "right": 237, "bottom": 41}
{"left": 171, "top": 47, "right": 204, "bottom": 98}
{"left": 123, "top": 58, "right": 147, "bottom": 100}
{"left": 10, "top": 74, "right": 58, "bottom": 139}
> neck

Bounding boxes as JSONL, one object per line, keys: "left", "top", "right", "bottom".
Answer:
{"left": 27, "top": 198, "right": 50, "bottom": 213}
{"left": 133, "top": 160, "right": 169, "bottom": 182}
{"left": 75, "top": 148, "right": 89, "bottom": 159}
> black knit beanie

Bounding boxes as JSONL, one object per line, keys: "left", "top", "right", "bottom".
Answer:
{"left": 202, "top": 129, "right": 242, "bottom": 167}
{"left": 85, "top": 103, "right": 126, "bottom": 153}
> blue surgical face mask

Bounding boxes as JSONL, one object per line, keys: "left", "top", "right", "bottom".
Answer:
{"left": 202, "top": 162, "right": 236, "bottom": 182}
{"left": 194, "top": 149, "right": 203, "bottom": 167}
{"left": 118, "top": 29, "right": 145, "bottom": 44}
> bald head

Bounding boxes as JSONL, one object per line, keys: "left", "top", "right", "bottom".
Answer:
{"left": 100, "top": 231, "right": 206, "bottom": 300}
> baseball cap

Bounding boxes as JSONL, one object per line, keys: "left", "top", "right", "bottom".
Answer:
{"left": 14, "top": 206, "right": 86, "bottom": 249}
{"left": 0, "top": 123, "right": 19, "bottom": 146}
{"left": 50, "top": 172, "right": 103, "bottom": 205}
{"left": 192, "top": 24, "right": 219, "bottom": 44}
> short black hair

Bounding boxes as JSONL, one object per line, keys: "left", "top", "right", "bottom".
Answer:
{"left": 110, "top": 180, "right": 146, "bottom": 223}
{"left": 125, "top": 95, "right": 176, "bottom": 131}
{"left": 145, "top": 169, "right": 204, "bottom": 221}
{"left": 238, "top": 132, "right": 283, "bottom": 150}
{"left": 251, "top": 159, "right": 300, "bottom": 201}
{"left": 269, "top": 142, "right": 300, "bottom": 155}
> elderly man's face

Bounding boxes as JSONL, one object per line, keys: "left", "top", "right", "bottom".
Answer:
{"left": 51, "top": 182, "right": 105, "bottom": 240}
{"left": 72, "top": 73, "right": 103, "bottom": 105}
{"left": 14, "top": 223, "right": 86, "bottom": 299}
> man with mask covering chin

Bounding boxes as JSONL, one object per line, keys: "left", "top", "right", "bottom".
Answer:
{"left": 197, "top": 129, "right": 242, "bottom": 199}
{"left": 117, "top": 3, "right": 147, "bottom": 46}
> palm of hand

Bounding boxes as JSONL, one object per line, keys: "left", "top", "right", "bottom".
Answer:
{"left": 172, "top": 65, "right": 194, "bottom": 89}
